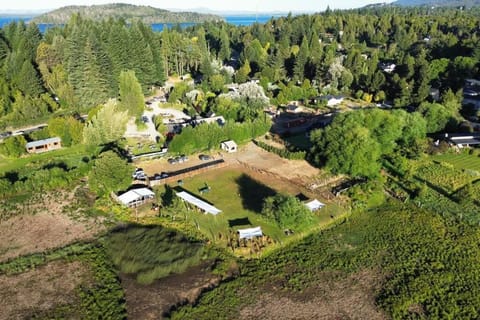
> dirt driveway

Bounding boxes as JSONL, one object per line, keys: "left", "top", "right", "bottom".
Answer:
{"left": 138, "top": 142, "right": 320, "bottom": 186}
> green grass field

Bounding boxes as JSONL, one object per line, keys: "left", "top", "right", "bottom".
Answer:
{"left": 432, "top": 153, "right": 480, "bottom": 172}
{"left": 153, "top": 168, "right": 337, "bottom": 246}
{"left": 0, "top": 144, "right": 93, "bottom": 175}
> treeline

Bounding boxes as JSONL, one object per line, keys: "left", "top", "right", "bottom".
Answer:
{"left": 0, "top": 17, "right": 166, "bottom": 128}
{"left": 1, "top": 7, "right": 479, "bottom": 129}
{"left": 168, "top": 119, "right": 270, "bottom": 154}
{"left": 187, "top": 6, "right": 480, "bottom": 107}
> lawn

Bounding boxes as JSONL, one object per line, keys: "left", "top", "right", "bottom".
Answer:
{"left": 0, "top": 144, "right": 93, "bottom": 175}
{"left": 432, "top": 153, "right": 480, "bottom": 172}
{"left": 152, "top": 168, "right": 335, "bottom": 247}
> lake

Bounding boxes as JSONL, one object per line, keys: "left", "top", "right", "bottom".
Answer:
{"left": 0, "top": 14, "right": 281, "bottom": 32}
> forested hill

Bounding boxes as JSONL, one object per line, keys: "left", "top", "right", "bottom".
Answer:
{"left": 394, "top": 0, "right": 480, "bottom": 6}
{"left": 31, "top": 3, "right": 223, "bottom": 24}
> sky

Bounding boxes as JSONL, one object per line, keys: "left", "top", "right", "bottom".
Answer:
{"left": 1, "top": 0, "right": 392, "bottom": 13}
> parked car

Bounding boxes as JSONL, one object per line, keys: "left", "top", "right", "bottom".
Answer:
{"left": 142, "top": 115, "right": 149, "bottom": 123}
{"left": 168, "top": 158, "right": 178, "bottom": 165}
{"left": 180, "top": 154, "right": 188, "bottom": 162}
{"left": 199, "top": 154, "right": 211, "bottom": 161}
{"left": 132, "top": 168, "right": 145, "bottom": 179}
{"left": 175, "top": 156, "right": 184, "bottom": 163}
{"left": 0, "top": 131, "right": 12, "bottom": 138}
{"left": 152, "top": 172, "right": 169, "bottom": 180}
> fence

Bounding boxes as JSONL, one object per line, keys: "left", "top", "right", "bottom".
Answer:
{"left": 149, "top": 159, "right": 228, "bottom": 186}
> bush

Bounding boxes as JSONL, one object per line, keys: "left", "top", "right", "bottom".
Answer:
{"left": 0, "top": 135, "right": 27, "bottom": 157}
{"left": 253, "top": 140, "right": 306, "bottom": 160}
{"left": 168, "top": 119, "right": 270, "bottom": 154}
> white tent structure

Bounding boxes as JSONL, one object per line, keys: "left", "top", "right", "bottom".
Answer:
{"left": 304, "top": 199, "right": 325, "bottom": 212}
{"left": 238, "top": 226, "right": 263, "bottom": 239}
{"left": 176, "top": 191, "right": 222, "bottom": 215}
{"left": 117, "top": 188, "right": 155, "bottom": 207}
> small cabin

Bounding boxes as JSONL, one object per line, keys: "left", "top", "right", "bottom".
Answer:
{"left": 221, "top": 140, "right": 237, "bottom": 153}
{"left": 26, "top": 137, "right": 61, "bottom": 154}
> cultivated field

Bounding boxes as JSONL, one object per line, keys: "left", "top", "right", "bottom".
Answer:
{"left": 432, "top": 153, "right": 480, "bottom": 172}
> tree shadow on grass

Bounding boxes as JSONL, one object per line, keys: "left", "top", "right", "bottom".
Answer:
{"left": 228, "top": 217, "right": 251, "bottom": 228}
{"left": 235, "top": 174, "right": 277, "bottom": 213}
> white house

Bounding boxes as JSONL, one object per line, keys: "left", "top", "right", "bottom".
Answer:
{"left": 304, "top": 199, "right": 325, "bottom": 212}
{"left": 238, "top": 226, "right": 263, "bottom": 239}
{"left": 117, "top": 188, "right": 155, "bottom": 208}
{"left": 379, "top": 62, "right": 396, "bottom": 73}
{"left": 221, "top": 140, "right": 237, "bottom": 153}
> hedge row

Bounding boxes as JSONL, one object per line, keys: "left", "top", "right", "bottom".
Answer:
{"left": 253, "top": 140, "right": 306, "bottom": 160}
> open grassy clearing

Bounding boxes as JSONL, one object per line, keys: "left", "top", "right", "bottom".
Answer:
{"left": 432, "top": 152, "right": 480, "bottom": 172}
{"left": 0, "top": 144, "right": 92, "bottom": 174}
{"left": 151, "top": 167, "right": 340, "bottom": 250}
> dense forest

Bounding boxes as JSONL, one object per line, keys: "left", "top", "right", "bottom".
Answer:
{"left": 0, "top": 6, "right": 479, "bottom": 129}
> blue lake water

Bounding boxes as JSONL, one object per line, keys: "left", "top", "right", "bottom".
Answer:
{"left": 0, "top": 14, "right": 280, "bottom": 32}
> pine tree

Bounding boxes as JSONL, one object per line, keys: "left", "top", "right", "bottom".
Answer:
{"left": 15, "top": 60, "right": 44, "bottom": 97}
{"left": 218, "top": 29, "right": 231, "bottom": 63}
{"left": 293, "top": 36, "right": 309, "bottom": 81}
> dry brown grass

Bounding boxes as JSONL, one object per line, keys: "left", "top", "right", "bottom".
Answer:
{"left": 0, "top": 260, "right": 91, "bottom": 320}
{"left": 0, "top": 190, "right": 105, "bottom": 262}
{"left": 122, "top": 262, "right": 222, "bottom": 320}
{"left": 240, "top": 269, "right": 386, "bottom": 320}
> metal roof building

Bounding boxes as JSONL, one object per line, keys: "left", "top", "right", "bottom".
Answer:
{"left": 117, "top": 188, "right": 155, "bottom": 208}
{"left": 176, "top": 191, "right": 222, "bottom": 215}
{"left": 238, "top": 226, "right": 263, "bottom": 239}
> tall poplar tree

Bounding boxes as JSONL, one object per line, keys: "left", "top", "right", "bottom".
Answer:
{"left": 118, "top": 70, "right": 144, "bottom": 117}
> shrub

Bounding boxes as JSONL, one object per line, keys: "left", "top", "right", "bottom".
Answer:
{"left": 0, "top": 135, "right": 27, "bottom": 157}
{"left": 253, "top": 140, "right": 306, "bottom": 160}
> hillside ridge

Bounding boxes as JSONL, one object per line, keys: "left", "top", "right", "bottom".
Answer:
{"left": 31, "top": 3, "right": 223, "bottom": 24}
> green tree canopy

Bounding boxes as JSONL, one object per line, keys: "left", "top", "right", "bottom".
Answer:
{"left": 262, "top": 194, "right": 314, "bottom": 231}
{"left": 83, "top": 99, "right": 128, "bottom": 145}
{"left": 88, "top": 150, "right": 133, "bottom": 196}
{"left": 118, "top": 70, "right": 144, "bottom": 117}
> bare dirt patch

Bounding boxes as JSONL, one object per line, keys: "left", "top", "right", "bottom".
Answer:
{"left": 0, "top": 211, "right": 103, "bottom": 262}
{"left": 240, "top": 269, "right": 386, "bottom": 320}
{"left": 0, "top": 260, "right": 90, "bottom": 320}
{"left": 122, "top": 263, "right": 222, "bottom": 319}
{"left": 0, "top": 190, "right": 105, "bottom": 262}
{"left": 139, "top": 142, "right": 320, "bottom": 188}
